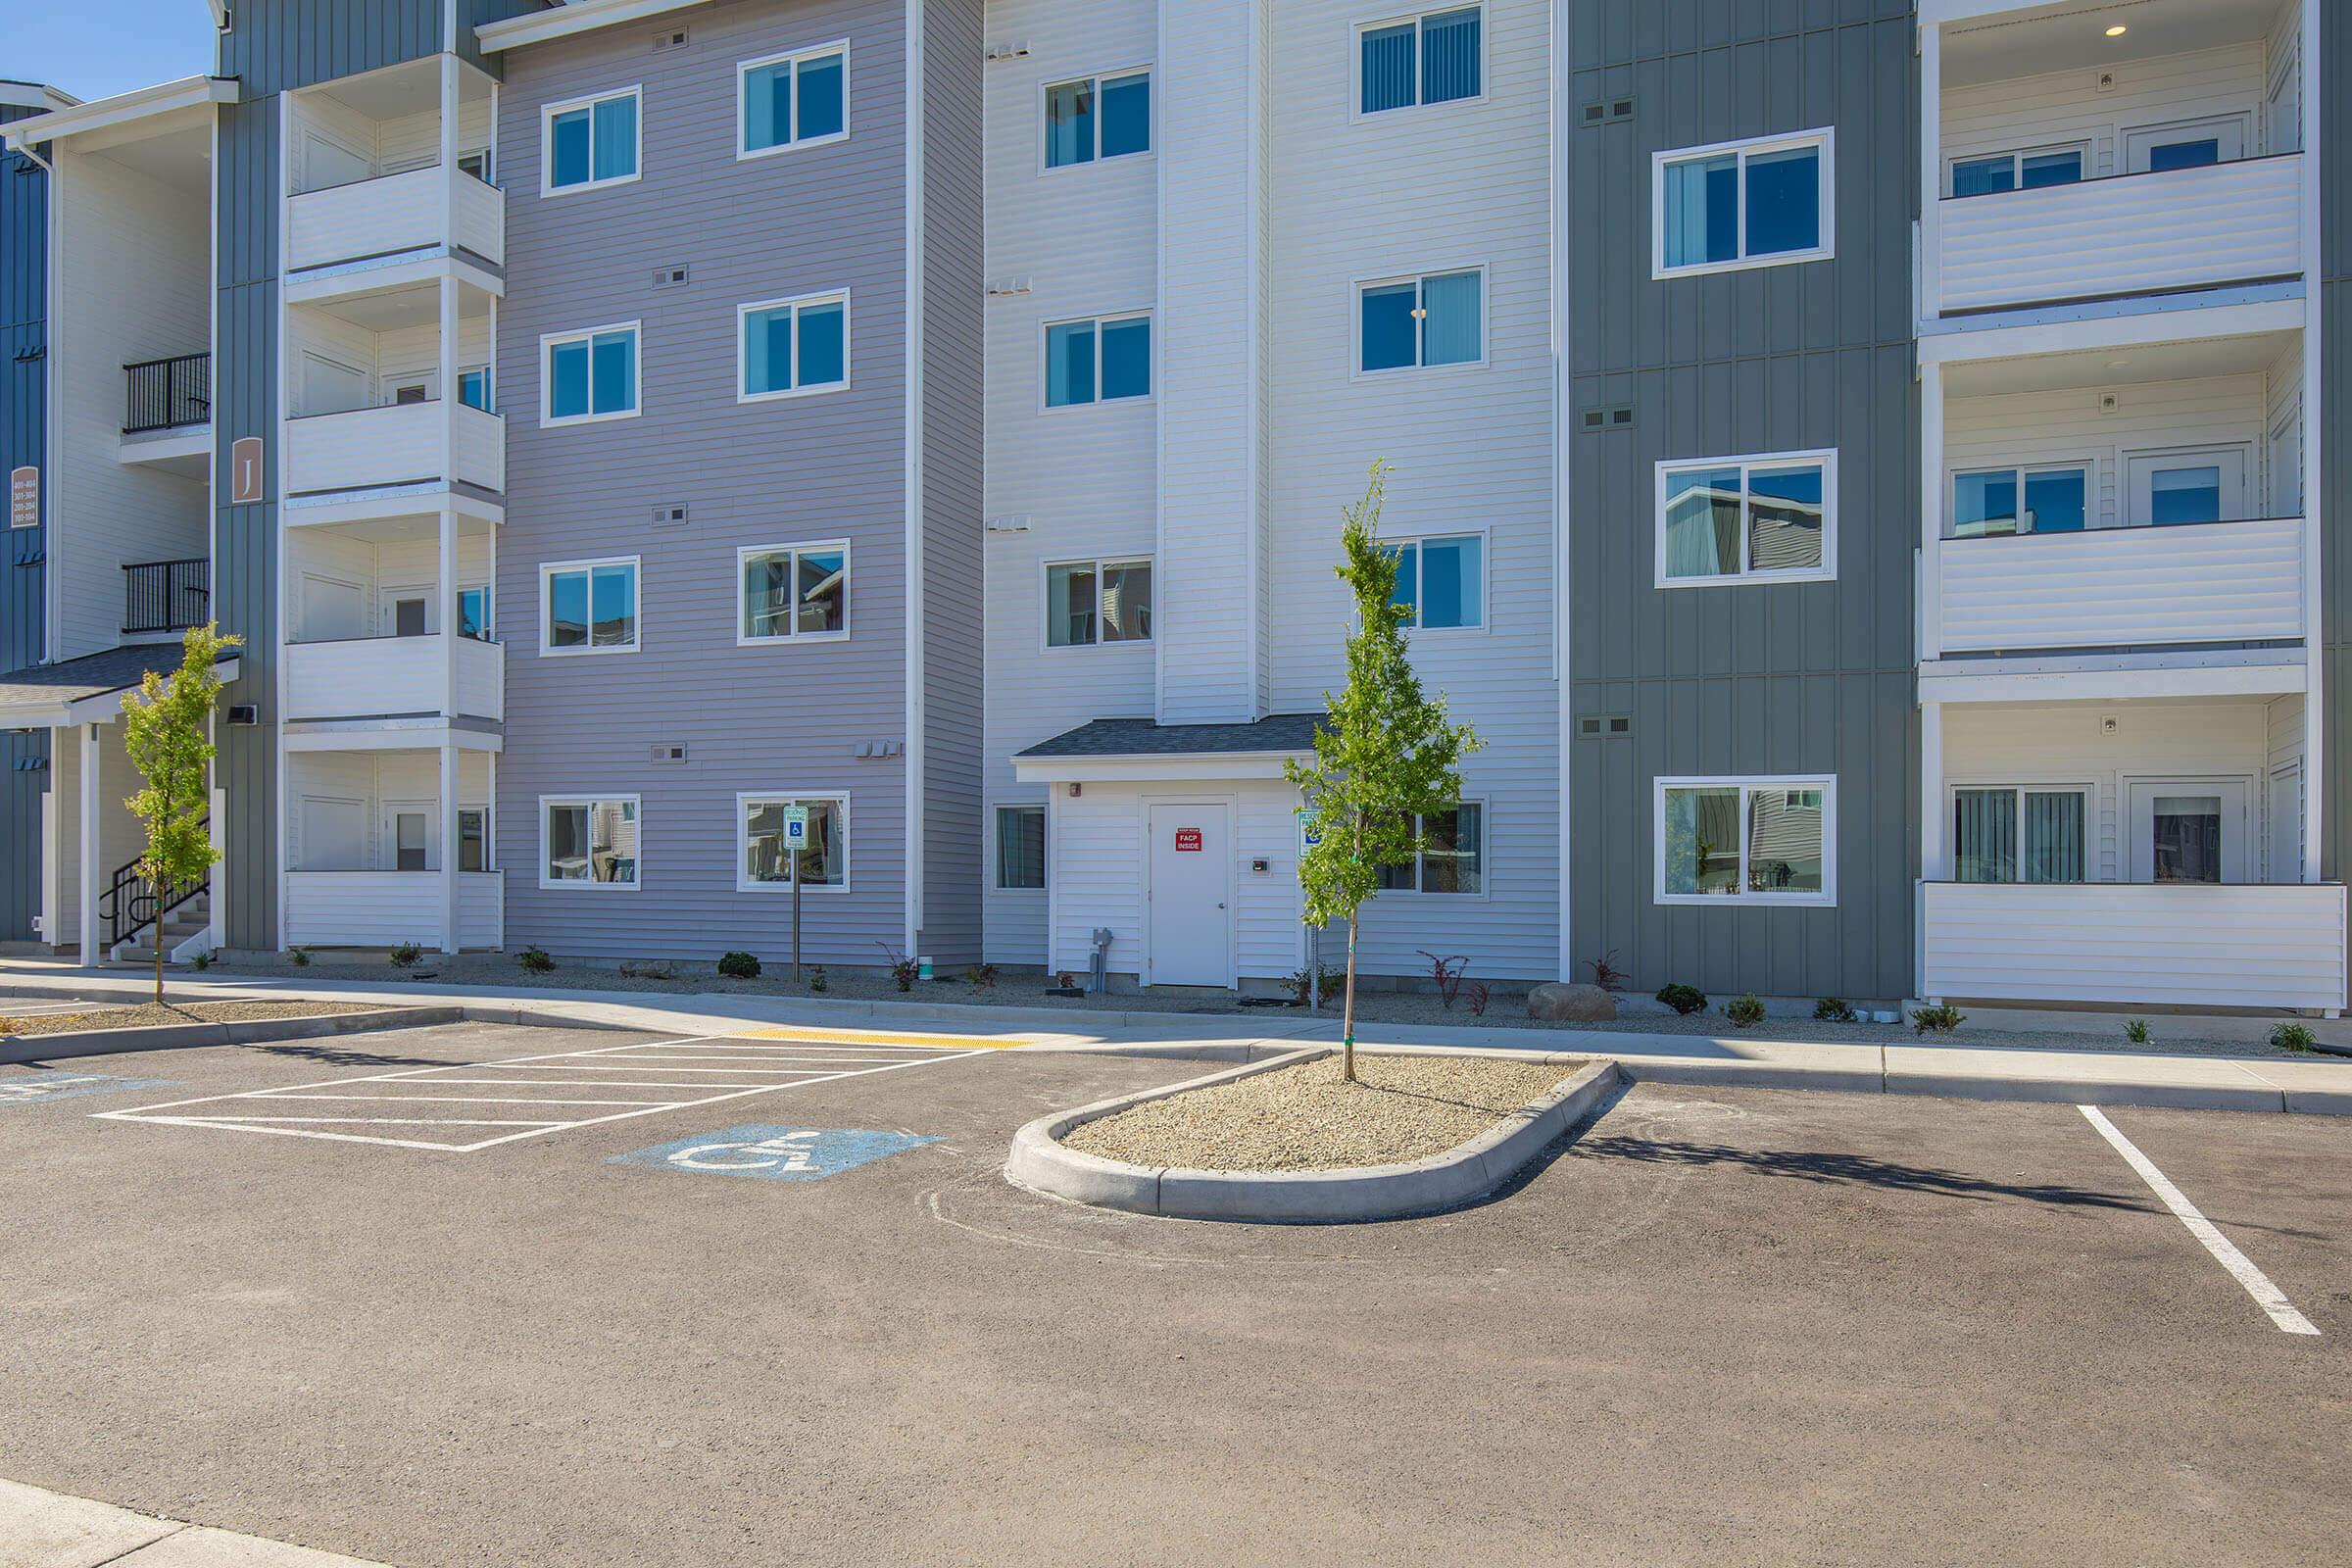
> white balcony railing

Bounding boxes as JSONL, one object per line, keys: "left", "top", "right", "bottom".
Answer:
{"left": 1921, "top": 881, "right": 2347, "bottom": 1012}
{"left": 284, "top": 870, "right": 504, "bottom": 951}
{"left": 1934, "top": 154, "right": 2303, "bottom": 316}
{"left": 284, "top": 635, "right": 504, "bottom": 722}
{"left": 284, "top": 401, "right": 505, "bottom": 497}
{"left": 286, "top": 167, "right": 505, "bottom": 272}
{"left": 1936, "top": 516, "right": 2306, "bottom": 654}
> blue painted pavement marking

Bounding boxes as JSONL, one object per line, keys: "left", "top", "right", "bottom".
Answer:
{"left": 607, "top": 1124, "right": 940, "bottom": 1183}
{"left": 0, "top": 1073, "right": 174, "bottom": 1108}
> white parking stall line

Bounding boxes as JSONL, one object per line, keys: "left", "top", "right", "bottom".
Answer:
{"left": 2080, "top": 1105, "right": 2321, "bottom": 1337}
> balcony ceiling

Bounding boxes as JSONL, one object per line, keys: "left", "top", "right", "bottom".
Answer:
{"left": 1945, "top": 0, "right": 2271, "bottom": 87}
{"left": 295, "top": 279, "right": 491, "bottom": 333}
{"left": 1944, "top": 329, "right": 2296, "bottom": 396}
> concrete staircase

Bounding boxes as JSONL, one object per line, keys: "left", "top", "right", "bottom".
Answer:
{"left": 110, "top": 890, "right": 212, "bottom": 966}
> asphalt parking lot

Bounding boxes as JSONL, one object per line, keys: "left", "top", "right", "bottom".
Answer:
{"left": 2, "top": 1020, "right": 2347, "bottom": 1567}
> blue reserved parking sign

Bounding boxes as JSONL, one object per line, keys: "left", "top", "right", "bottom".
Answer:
{"left": 607, "top": 1124, "right": 939, "bottom": 1183}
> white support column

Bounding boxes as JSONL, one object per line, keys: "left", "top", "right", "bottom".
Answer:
{"left": 1918, "top": 361, "right": 1944, "bottom": 662}
{"left": 1919, "top": 700, "right": 1945, "bottom": 882}
{"left": 1918, "top": 22, "right": 1941, "bottom": 321}
{"left": 77, "top": 723, "right": 100, "bottom": 962}
{"left": 2297, "top": 0, "right": 2324, "bottom": 886}
{"left": 439, "top": 741, "right": 461, "bottom": 953}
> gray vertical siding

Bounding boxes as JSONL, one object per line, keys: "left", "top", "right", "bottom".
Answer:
{"left": 916, "top": 0, "right": 986, "bottom": 964}
{"left": 219, "top": 0, "right": 445, "bottom": 95}
{"left": 1, "top": 110, "right": 49, "bottom": 939}
{"left": 1566, "top": 1, "right": 1920, "bottom": 1002}
{"left": 496, "top": 0, "right": 932, "bottom": 965}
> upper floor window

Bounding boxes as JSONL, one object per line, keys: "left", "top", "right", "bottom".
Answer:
{"left": 457, "top": 367, "right": 491, "bottom": 412}
{"left": 1654, "top": 130, "right": 1833, "bottom": 278}
{"left": 1359, "top": 268, "right": 1484, "bottom": 373}
{"left": 542, "top": 323, "right": 640, "bottom": 426}
{"left": 1045, "top": 70, "right": 1151, "bottom": 169}
{"left": 1951, "top": 464, "right": 2088, "bottom": 538}
{"left": 1376, "top": 804, "right": 1485, "bottom": 895}
{"left": 740, "top": 542, "right": 849, "bottom": 643}
{"left": 544, "top": 87, "right": 640, "bottom": 193}
{"left": 542, "top": 557, "right": 639, "bottom": 655}
{"left": 1359, "top": 6, "right": 1482, "bottom": 116}
{"left": 1657, "top": 452, "right": 1835, "bottom": 585}
{"left": 1656, "top": 777, "right": 1834, "bottom": 906}
{"left": 1045, "top": 314, "right": 1152, "bottom": 408}
{"left": 741, "top": 44, "right": 847, "bottom": 156}
{"left": 1047, "top": 558, "right": 1152, "bottom": 647}
{"left": 740, "top": 293, "right": 850, "bottom": 401}
{"left": 1949, "top": 145, "right": 2083, "bottom": 199}
{"left": 1387, "top": 534, "right": 1483, "bottom": 628}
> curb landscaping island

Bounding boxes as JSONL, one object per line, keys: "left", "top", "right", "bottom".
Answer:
{"left": 0, "top": 1003, "right": 462, "bottom": 1065}
{"left": 1005, "top": 1048, "right": 1622, "bottom": 1222}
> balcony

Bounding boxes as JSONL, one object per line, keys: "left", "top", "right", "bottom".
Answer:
{"left": 1936, "top": 516, "right": 2304, "bottom": 654}
{"left": 286, "top": 166, "right": 505, "bottom": 273}
{"left": 1920, "top": 881, "right": 2346, "bottom": 1013}
{"left": 284, "top": 870, "right": 504, "bottom": 951}
{"left": 123, "top": 353, "right": 211, "bottom": 434}
{"left": 1934, "top": 156, "right": 2303, "bottom": 318}
{"left": 284, "top": 401, "right": 505, "bottom": 498}
{"left": 122, "top": 558, "right": 211, "bottom": 637}
{"left": 284, "top": 634, "right": 504, "bottom": 723}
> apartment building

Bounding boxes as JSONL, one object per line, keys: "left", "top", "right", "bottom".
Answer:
{"left": 3, "top": 0, "right": 2344, "bottom": 1017}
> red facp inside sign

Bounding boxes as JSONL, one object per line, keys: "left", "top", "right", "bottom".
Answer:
{"left": 1174, "top": 828, "right": 1203, "bottom": 853}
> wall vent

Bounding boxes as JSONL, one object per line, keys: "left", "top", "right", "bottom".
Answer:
{"left": 652, "top": 28, "right": 688, "bottom": 51}
{"left": 985, "top": 42, "right": 1031, "bottom": 61}
{"left": 1578, "top": 715, "right": 1634, "bottom": 739}
{"left": 1580, "top": 98, "right": 1634, "bottom": 125}
{"left": 1580, "top": 405, "right": 1635, "bottom": 431}
{"left": 226, "top": 705, "right": 259, "bottom": 726}
{"left": 652, "top": 264, "right": 690, "bottom": 289}
{"left": 653, "top": 503, "right": 690, "bottom": 526}
{"left": 651, "top": 743, "right": 689, "bottom": 764}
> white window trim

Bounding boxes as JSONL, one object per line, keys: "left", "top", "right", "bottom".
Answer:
{"left": 1943, "top": 779, "right": 2096, "bottom": 885}
{"left": 1942, "top": 140, "right": 2091, "bottom": 199}
{"left": 1349, "top": 5, "right": 1489, "bottom": 122}
{"left": 1039, "top": 310, "right": 1154, "bottom": 413}
{"left": 736, "top": 40, "right": 852, "bottom": 161}
{"left": 1651, "top": 127, "right": 1836, "bottom": 280}
{"left": 539, "top": 320, "right": 642, "bottom": 428}
{"left": 1944, "top": 459, "right": 2095, "bottom": 539}
{"left": 540, "top": 85, "right": 643, "bottom": 197}
{"left": 1654, "top": 448, "right": 1838, "bottom": 587}
{"left": 992, "top": 802, "right": 1049, "bottom": 893}
{"left": 737, "top": 540, "right": 853, "bottom": 646}
{"left": 1350, "top": 263, "right": 1491, "bottom": 379}
{"left": 538, "top": 794, "right": 643, "bottom": 893}
{"left": 1040, "top": 554, "right": 1154, "bottom": 652}
{"left": 1653, "top": 775, "right": 1838, "bottom": 907}
{"left": 1038, "top": 65, "right": 1156, "bottom": 174}
{"left": 538, "top": 555, "right": 643, "bottom": 658}
{"left": 736, "top": 291, "right": 853, "bottom": 403}
{"left": 736, "top": 792, "right": 852, "bottom": 894}
{"left": 1387, "top": 529, "right": 1490, "bottom": 632}
{"left": 1372, "top": 799, "right": 1491, "bottom": 901}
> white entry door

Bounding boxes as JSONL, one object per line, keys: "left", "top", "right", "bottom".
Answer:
{"left": 2123, "top": 115, "right": 2248, "bottom": 173}
{"left": 384, "top": 802, "right": 435, "bottom": 872}
{"left": 2126, "top": 780, "right": 2251, "bottom": 885}
{"left": 1146, "top": 803, "right": 1233, "bottom": 987}
{"left": 2126, "top": 446, "right": 2249, "bottom": 527}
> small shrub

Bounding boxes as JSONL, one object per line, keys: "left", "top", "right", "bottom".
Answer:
{"left": 2125, "top": 1018, "right": 2150, "bottom": 1045}
{"left": 2271, "top": 1021, "right": 2315, "bottom": 1054}
{"left": 388, "top": 941, "right": 422, "bottom": 968}
{"left": 808, "top": 966, "right": 828, "bottom": 994}
{"left": 716, "top": 951, "right": 761, "bottom": 980}
{"left": 1584, "top": 950, "right": 1629, "bottom": 992}
{"left": 1285, "top": 966, "right": 1348, "bottom": 1006}
{"left": 515, "top": 947, "right": 555, "bottom": 974}
{"left": 288, "top": 947, "right": 311, "bottom": 967}
{"left": 1723, "top": 993, "right": 1766, "bottom": 1029}
{"left": 964, "top": 963, "right": 1000, "bottom": 991}
{"left": 1813, "top": 997, "right": 1857, "bottom": 1024}
{"left": 877, "top": 942, "right": 919, "bottom": 993}
{"left": 190, "top": 951, "right": 213, "bottom": 971}
{"left": 1418, "top": 951, "right": 1470, "bottom": 1008}
{"left": 1911, "top": 1003, "right": 1965, "bottom": 1035}
{"left": 1656, "top": 983, "right": 1707, "bottom": 1016}
{"left": 1467, "top": 982, "right": 1491, "bottom": 1017}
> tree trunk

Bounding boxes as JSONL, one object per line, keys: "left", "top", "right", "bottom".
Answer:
{"left": 1342, "top": 912, "right": 1360, "bottom": 1083}
{"left": 151, "top": 876, "right": 166, "bottom": 1006}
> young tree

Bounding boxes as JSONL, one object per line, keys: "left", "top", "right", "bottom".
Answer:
{"left": 120, "top": 623, "right": 241, "bottom": 1004}
{"left": 1287, "top": 463, "right": 1482, "bottom": 1082}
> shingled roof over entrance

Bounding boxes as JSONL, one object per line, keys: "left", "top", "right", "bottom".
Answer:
{"left": 1015, "top": 713, "right": 1324, "bottom": 760}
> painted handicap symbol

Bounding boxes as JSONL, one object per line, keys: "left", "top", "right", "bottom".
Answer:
{"left": 0, "top": 1074, "right": 172, "bottom": 1108}
{"left": 608, "top": 1124, "right": 939, "bottom": 1183}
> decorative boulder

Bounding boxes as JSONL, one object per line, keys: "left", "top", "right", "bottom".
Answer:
{"left": 1526, "top": 982, "right": 1617, "bottom": 1023}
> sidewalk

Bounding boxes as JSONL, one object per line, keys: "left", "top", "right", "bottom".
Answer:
{"left": 5, "top": 959, "right": 2350, "bottom": 1114}
{"left": 0, "top": 1476, "right": 386, "bottom": 1568}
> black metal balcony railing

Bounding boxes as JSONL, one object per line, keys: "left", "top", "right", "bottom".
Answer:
{"left": 123, "top": 353, "right": 211, "bottom": 434}
{"left": 122, "top": 558, "right": 211, "bottom": 635}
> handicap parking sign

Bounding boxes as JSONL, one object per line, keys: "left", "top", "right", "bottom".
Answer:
{"left": 607, "top": 1124, "right": 938, "bottom": 1183}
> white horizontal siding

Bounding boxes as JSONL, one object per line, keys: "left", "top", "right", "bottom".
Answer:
{"left": 287, "top": 168, "right": 462, "bottom": 270}
{"left": 284, "top": 871, "right": 505, "bottom": 950}
{"left": 286, "top": 750, "right": 493, "bottom": 871}
{"left": 1937, "top": 517, "right": 2303, "bottom": 652}
{"left": 284, "top": 402, "right": 498, "bottom": 494}
{"left": 284, "top": 634, "right": 501, "bottom": 723}
{"left": 1940, "top": 40, "right": 2272, "bottom": 176}
{"left": 1921, "top": 881, "right": 2345, "bottom": 1010}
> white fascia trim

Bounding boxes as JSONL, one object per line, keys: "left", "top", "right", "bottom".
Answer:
{"left": 1920, "top": 292, "right": 2306, "bottom": 363}
{"left": 902, "top": 0, "right": 926, "bottom": 952}
{"left": 4, "top": 76, "right": 235, "bottom": 150}
{"left": 281, "top": 721, "right": 503, "bottom": 754}
{"left": 1012, "top": 753, "right": 1308, "bottom": 786}
{"left": 478, "top": 0, "right": 713, "bottom": 52}
{"left": 1917, "top": 654, "right": 2307, "bottom": 707}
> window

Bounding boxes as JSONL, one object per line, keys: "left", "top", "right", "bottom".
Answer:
{"left": 741, "top": 44, "right": 847, "bottom": 156}
{"left": 739, "top": 293, "right": 849, "bottom": 400}
{"left": 2126, "top": 446, "right": 2249, "bottom": 527}
{"left": 1657, "top": 452, "right": 1834, "bottom": 583}
{"left": 1046, "top": 559, "right": 1152, "bottom": 647}
{"left": 458, "top": 367, "right": 491, "bottom": 412}
{"left": 2124, "top": 115, "right": 2247, "bottom": 174}
{"left": 457, "top": 148, "right": 494, "bottom": 186}
{"left": 458, "top": 808, "right": 489, "bottom": 873}
{"left": 392, "top": 810, "right": 428, "bottom": 872}
{"left": 1358, "top": 268, "right": 1484, "bottom": 373}
{"left": 740, "top": 543, "right": 849, "bottom": 642}
{"left": 1953, "top": 787, "right": 2085, "bottom": 885}
{"left": 996, "top": 806, "right": 1047, "bottom": 891}
{"left": 1950, "top": 465, "right": 2088, "bottom": 538}
{"left": 739, "top": 795, "right": 847, "bottom": 891}
{"left": 1654, "top": 130, "right": 1834, "bottom": 277}
{"left": 456, "top": 586, "right": 490, "bottom": 641}
{"left": 1657, "top": 777, "right": 1834, "bottom": 905}
{"left": 541, "top": 796, "right": 640, "bottom": 888}
{"left": 1949, "top": 145, "right": 2084, "bottom": 198}
{"left": 1359, "top": 7, "right": 1482, "bottom": 115}
{"left": 1045, "top": 70, "right": 1151, "bottom": 168}
{"left": 542, "top": 558, "right": 639, "bottom": 655}
{"left": 1387, "top": 534, "right": 1483, "bottom": 628}
{"left": 1045, "top": 314, "right": 1152, "bottom": 408}
{"left": 544, "top": 87, "right": 639, "bottom": 193}
{"left": 1376, "top": 804, "right": 1485, "bottom": 895}
{"left": 542, "top": 323, "right": 640, "bottom": 425}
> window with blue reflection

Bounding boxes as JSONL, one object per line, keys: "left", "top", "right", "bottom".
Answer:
{"left": 1661, "top": 138, "right": 1827, "bottom": 271}
{"left": 1361, "top": 8, "right": 1480, "bottom": 115}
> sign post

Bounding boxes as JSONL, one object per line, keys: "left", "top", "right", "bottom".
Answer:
{"left": 780, "top": 806, "right": 811, "bottom": 983}
{"left": 1295, "top": 810, "right": 1323, "bottom": 1010}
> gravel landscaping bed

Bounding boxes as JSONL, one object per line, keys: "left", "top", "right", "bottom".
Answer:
{"left": 0, "top": 1000, "right": 376, "bottom": 1038}
{"left": 1063, "top": 1053, "right": 1577, "bottom": 1172}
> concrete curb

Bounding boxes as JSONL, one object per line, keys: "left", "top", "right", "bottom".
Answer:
{"left": 0, "top": 1005, "right": 463, "bottom": 1065}
{"left": 1006, "top": 1052, "right": 1621, "bottom": 1223}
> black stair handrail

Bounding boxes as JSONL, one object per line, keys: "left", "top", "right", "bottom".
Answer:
{"left": 123, "top": 352, "right": 212, "bottom": 434}
{"left": 98, "top": 819, "right": 210, "bottom": 952}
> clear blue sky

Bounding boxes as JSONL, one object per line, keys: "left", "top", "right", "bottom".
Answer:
{"left": 13, "top": 2, "right": 219, "bottom": 105}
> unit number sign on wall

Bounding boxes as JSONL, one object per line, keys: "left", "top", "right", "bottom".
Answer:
{"left": 1174, "top": 827, "right": 1203, "bottom": 853}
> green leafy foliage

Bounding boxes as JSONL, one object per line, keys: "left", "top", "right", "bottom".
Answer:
{"left": 1656, "top": 983, "right": 1707, "bottom": 1016}
{"left": 2271, "top": 1021, "right": 2315, "bottom": 1054}
{"left": 717, "top": 951, "right": 762, "bottom": 979}
{"left": 120, "top": 624, "right": 240, "bottom": 1004}
{"left": 1912, "top": 1003, "right": 1965, "bottom": 1035}
{"left": 388, "top": 941, "right": 423, "bottom": 968}
{"left": 808, "top": 966, "right": 828, "bottom": 994}
{"left": 2125, "top": 1018, "right": 2151, "bottom": 1045}
{"left": 516, "top": 947, "right": 556, "bottom": 974}
{"left": 1813, "top": 997, "right": 1857, "bottom": 1023}
{"left": 289, "top": 947, "right": 312, "bottom": 967}
{"left": 1723, "top": 994, "right": 1766, "bottom": 1028}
